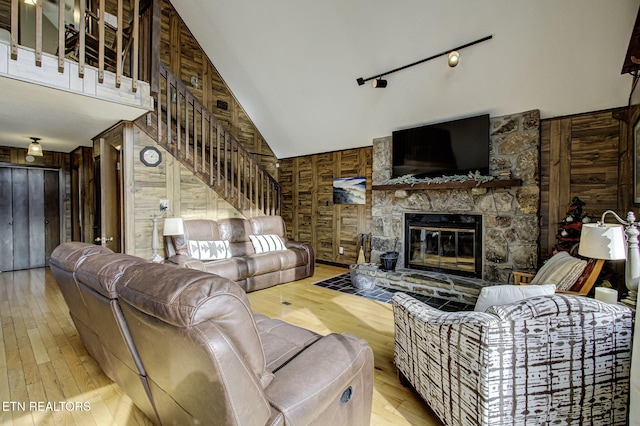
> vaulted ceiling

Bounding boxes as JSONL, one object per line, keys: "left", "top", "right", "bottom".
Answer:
{"left": 170, "top": 0, "right": 640, "bottom": 159}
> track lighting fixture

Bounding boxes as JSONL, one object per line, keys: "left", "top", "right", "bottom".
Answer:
{"left": 372, "top": 78, "right": 387, "bottom": 88}
{"left": 27, "top": 137, "right": 43, "bottom": 157}
{"left": 356, "top": 35, "right": 492, "bottom": 87}
{"left": 448, "top": 51, "right": 459, "bottom": 67}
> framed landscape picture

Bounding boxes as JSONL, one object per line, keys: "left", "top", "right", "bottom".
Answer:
{"left": 333, "top": 177, "right": 366, "bottom": 204}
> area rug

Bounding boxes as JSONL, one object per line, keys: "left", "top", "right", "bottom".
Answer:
{"left": 313, "top": 273, "right": 473, "bottom": 312}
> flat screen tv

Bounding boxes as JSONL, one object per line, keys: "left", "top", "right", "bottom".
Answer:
{"left": 392, "top": 114, "right": 490, "bottom": 178}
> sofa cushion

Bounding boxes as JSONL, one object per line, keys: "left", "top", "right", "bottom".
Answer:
{"left": 474, "top": 284, "right": 556, "bottom": 312}
{"left": 529, "top": 251, "right": 588, "bottom": 290}
{"left": 250, "top": 234, "right": 286, "bottom": 253}
{"left": 188, "top": 239, "right": 232, "bottom": 261}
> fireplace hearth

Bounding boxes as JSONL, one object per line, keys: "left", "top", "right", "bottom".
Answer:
{"left": 404, "top": 213, "right": 482, "bottom": 278}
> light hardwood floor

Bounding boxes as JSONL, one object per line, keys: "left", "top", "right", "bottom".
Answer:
{"left": 0, "top": 265, "right": 442, "bottom": 425}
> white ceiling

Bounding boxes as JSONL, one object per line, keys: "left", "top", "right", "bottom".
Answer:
{"left": 170, "top": 0, "right": 640, "bottom": 159}
{"left": 1, "top": 1, "right": 638, "bottom": 158}
{"left": 0, "top": 76, "right": 148, "bottom": 153}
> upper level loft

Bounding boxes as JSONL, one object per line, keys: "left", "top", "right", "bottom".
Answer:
{"left": 0, "top": 0, "right": 153, "bottom": 110}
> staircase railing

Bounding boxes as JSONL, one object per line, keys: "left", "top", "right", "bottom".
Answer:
{"left": 146, "top": 63, "right": 280, "bottom": 217}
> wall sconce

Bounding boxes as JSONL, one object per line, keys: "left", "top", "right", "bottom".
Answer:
{"left": 356, "top": 35, "right": 492, "bottom": 87}
{"left": 27, "top": 137, "right": 43, "bottom": 157}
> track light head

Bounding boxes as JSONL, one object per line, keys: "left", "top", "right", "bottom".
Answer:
{"left": 448, "top": 51, "right": 459, "bottom": 67}
{"left": 372, "top": 78, "right": 387, "bottom": 88}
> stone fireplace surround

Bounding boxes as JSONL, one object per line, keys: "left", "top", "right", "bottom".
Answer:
{"left": 360, "top": 110, "right": 541, "bottom": 303}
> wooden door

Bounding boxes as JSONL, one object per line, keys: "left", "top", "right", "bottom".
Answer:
{"left": 97, "top": 137, "right": 122, "bottom": 252}
{"left": 0, "top": 166, "right": 61, "bottom": 271}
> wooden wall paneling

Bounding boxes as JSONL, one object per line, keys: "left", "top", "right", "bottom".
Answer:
{"left": 0, "top": 167, "right": 13, "bottom": 271}
{"left": 618, "top": 105, "right": 640, "bottom": 213}
{"left": 539, "top": 120, "right": 551, "bottom": 255}
{"left": 316, "top": 152, "right": 334, "bottom": 263}
{"left": 123, "top": 123, "right": 136, "bottom": 254}
{"left": 332, "top": 151, "right": 343, "bottom": 263}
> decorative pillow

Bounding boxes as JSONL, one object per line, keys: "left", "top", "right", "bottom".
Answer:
{"left": 529, "top": 251, "right": 588, "bottom": 291}
{"left": 474, "top": 284, "right": 556, "bottom": 312}
{"left": 249, "top": 234, "right": 286, "bottom": 253}
{"left": 187, "top": 240, "right": 231, "bottom": 261}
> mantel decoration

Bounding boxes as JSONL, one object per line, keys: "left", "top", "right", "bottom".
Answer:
{"left": 380, "top": 170, "right": 499, "bottom": 187}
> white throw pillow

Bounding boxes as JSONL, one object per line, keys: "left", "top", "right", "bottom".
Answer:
{"left": 188, "top": 240, "right": 232, "bottom": 261}
{"left": 474, "top": 284, "right": 556, "bottom": 312}
{"left": 249, "top": 234, "right": 286, "bottom": 253}
{"left": 529, "top": 251, "right": 587, "bottom": 291}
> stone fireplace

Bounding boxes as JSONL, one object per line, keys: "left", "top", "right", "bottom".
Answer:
{"left": 404, "top": 213, "right": 483, "bottom": 278}
{"left": 369, "top": 110, "right": 541, "bottom": 295}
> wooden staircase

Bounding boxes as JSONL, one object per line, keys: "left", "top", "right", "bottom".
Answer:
{"left": 136, "top": 63, "right": 280, "bottom": 217}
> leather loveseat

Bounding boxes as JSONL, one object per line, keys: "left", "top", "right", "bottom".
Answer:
{"left": 50, "top": 242, "right": 374, "bottom": 425}
{"left": 164, "top": 215, "right": 314, "bottom": 292}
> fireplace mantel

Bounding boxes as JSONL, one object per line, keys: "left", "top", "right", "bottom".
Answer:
{"left": 372, "top": 178, "right": 522, "bottom": 191}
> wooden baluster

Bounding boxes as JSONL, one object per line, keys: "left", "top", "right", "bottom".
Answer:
{"left": 35, "top": 1, "right": 42, "bottom": 66}
{"left": 132, "top": 0, "right": 139, "bottom": 92}
{"left": 202, "top": 111, "right": 206, "bottom": 176}
{"left": 166, "top": 83, "right": 172, "bottom": 146}
{"left": 57, "top": 0, "right": 64, "bottom": 71}
{"left": 98, "top": 0, "right": 105, "bottom": 83}
{"left": 192, "top": 102, "right": 198, "bottom": 174}
{"left": 116, "top": 0, "right": 123, "bottom": 88}
{"left": 185, "top": 94, "right": 190, "bottom": 163}
{"left": 209, "top": 120, "right": 214, "bottom": 186}
{"left": 176, "top": 84, "right": 181, "bottom": 157}
{"left": 10, "top": 0, "right": 18, "bottom": 60}
{"left": 216, "top": 126, "right": 222, "bottom": 188}
{"left": 78, "top": 0, "right": 86, "bottom": 77}
{"left": 224, "top": 133, "right": 229, "bottom": 198}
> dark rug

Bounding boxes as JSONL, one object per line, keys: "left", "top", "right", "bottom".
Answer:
{"left": 313, "top": 273, "right": 473, "bottom": 312}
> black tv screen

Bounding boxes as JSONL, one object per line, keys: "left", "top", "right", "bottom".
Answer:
{"left": 392, "top": 114, "right": 490, "bottom": 178}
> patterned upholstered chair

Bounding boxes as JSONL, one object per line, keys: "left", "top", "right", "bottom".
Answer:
{"left": 393, "top": 293, "right": 632, "bottom": 425}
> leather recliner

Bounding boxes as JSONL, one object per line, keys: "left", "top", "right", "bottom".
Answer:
{"left": 51, "top": 242, "right": 374, "bottom": 425}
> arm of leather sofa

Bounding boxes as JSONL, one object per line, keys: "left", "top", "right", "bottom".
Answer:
{"left": 265, "top": 333, "right": 373, "bottom": 426}
{"left": 167, "top": 254, "right": 207, "bottom": 271}
{"left": 285, "top": 240, "right": 315, "bottom": 276}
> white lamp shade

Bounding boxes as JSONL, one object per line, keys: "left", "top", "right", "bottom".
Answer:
{"left": 163, "top": 218, "right": 184, "bottom": 236}
{"left": 578, "top": 223, "right": 626, "bottom": 260}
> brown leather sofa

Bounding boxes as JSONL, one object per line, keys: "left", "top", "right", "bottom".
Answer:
{"left": 50, "top": 242, "right": 374, "bottom": 426}
{"left": 164, "top": 215, "right": 315, "bottom": 292}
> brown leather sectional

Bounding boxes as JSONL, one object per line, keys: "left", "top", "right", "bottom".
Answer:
{"left": 165, "top": 216, "right": 315, "bottom": 292}
{"left": 50, "top": 242, "right": 374, "bottom": 425}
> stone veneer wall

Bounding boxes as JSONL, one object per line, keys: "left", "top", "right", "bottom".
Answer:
{"left": 371, "top": 110, "right": 541, "bottom": 283}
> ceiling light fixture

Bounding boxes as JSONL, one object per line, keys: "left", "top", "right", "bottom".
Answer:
{"left": 372, "top": 78, "right": 387, "bottom": 88}
{"left": 356, "top": 35, "right": 492, "bottom": 87}
{"left": 448, "top": 51, "right": 460, "bottom": 68}
{"left": 27, "top": 137, "right": 43, "bottom": 157}
{"left": 24, "top": 0, "right": 37, "bottom": 5}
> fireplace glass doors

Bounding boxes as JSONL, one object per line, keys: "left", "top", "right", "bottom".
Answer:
{"left": 404, "top": 213, "right": 482, "bottom": 277}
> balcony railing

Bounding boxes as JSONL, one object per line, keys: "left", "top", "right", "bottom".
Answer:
{"left": 8, "top": 0, "right": 148, "bottom": 91}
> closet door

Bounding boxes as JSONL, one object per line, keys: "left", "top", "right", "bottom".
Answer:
{"left": 0, "top": 166, "right": 60, "bottom": 271}
{"left": 0, "top": 167, "right": 13, "bottom": 272}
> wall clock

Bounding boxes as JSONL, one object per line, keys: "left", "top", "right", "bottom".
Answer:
{"left": 140, "top": 146, "right": 162, "bottom": 167}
